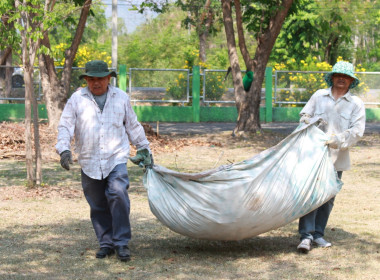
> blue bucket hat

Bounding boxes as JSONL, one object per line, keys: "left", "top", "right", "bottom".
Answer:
{"left": 324, "top": 61, "right": 360, "bottom": 89}
{"left": 79, "top": 60, "right": 117, "bottom": 80}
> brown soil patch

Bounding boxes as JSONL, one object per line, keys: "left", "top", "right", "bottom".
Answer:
{"left": 0, "top": 121, "right": 283, "bottom": 201}
{"left": 2, "top": 121, "right": 378, "bottom": 202}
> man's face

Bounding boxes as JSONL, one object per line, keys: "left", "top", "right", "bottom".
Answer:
{"left": 332, "top": 73, "right": 354, "bottom": 91}
{"left": 84, "top": 75, "right": 111, "bottom": 96}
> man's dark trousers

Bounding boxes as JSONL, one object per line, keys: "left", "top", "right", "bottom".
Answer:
{"left": 81, "top": 163, "right": 131, "bottom": 248}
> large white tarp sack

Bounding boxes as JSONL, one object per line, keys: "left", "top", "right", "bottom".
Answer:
{"left": 143, "top": 119, "right": 343, "bottom": 240}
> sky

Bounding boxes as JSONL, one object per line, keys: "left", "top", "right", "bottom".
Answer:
{"left": 102, "top": 0, "right": 158, "bottom": 34}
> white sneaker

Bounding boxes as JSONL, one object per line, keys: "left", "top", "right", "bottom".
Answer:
{"left": 297, "top": 239, "right": 312, "bottom": 253}
{"left": 314, "top": 237, "right": 332, "bottom": 248}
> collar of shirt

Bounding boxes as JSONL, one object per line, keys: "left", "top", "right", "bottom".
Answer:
{"left": 323, "top": 87, "right": 353, "bottom": 102}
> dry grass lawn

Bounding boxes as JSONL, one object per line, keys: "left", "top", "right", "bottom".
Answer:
{"left": 0, "top": 128, "right": 379, "bottom": 280}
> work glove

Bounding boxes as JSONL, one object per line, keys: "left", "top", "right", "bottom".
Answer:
{"left": 60, "top": 150, "right": 73, "bottom": 170}
{"left": 299, "top": 114, "right": 311, "bottom": 124}
{"left": 129, "top": 148, "right": 153, "bottom": 169}
{"left": 326, "top": 134, "right": 341, "bottom": 149}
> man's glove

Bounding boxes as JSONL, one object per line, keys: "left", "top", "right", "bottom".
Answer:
{"left": 129, "top": 148, "right": 152, "bottom": 168}
{"left": 326, "top": 134, "right": 341, "bottom": 149}
{"left": 60, "top": 150, "right": 73, "bottom": 170}
{"left": 300, "top": 114, "right": 311, "bottom": 124}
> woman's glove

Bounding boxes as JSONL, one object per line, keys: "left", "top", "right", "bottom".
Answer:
{"left": 299, "top": 114, "right": 311, "bottom": 124}
{"left": 326, "top": 134, "right": 341, "bottom": 149}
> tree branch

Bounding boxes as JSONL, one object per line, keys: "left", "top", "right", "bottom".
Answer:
{"left": 64, "top": 0, "right": 92, "bottom": 66}
{"left": 221, "top": 0, "right": 244, "bottom": 99}
{"left": 234, "top": 0, "right": 252, "bottom": 70}
{"left": 253, "top": 0, "right": 294, "bottom": 68}
{"left": 200, "top": 0, "right": 212, "bottom": 23}
{"left": 0, "top": 47, "right": 12, "bottom": 65}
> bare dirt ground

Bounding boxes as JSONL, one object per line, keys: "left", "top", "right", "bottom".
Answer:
{"left": 0, "top": 122, "right": 225, "bottom": 162}
{"left": 0, "top": 122, "right": 379, "bottom": 279}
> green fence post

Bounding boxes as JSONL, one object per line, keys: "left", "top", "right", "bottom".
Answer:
{"left": 118, "top": 65, "right": 127, "bottom": 92}
{"left": 265, "top": 67, "right": 273, "bottom": 123}
{"left": 192, "top": 66, "right": 200, "bottom": 122}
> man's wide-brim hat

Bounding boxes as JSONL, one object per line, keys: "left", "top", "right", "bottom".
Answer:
{"left": 79, "top": 60, "right": 117, "bottom": 79}
{"left": 324, "top": 61, "right": 360, "bottom": 89}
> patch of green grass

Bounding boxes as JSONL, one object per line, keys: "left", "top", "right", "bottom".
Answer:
{"left": 0, "top": 160, "right": 145, "bottom": 190}
{"left": 0, "top": 160, "right": 27, "bottom": 187}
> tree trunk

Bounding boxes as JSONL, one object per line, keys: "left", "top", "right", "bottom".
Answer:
{"left": 249, "top": 0, "right": 294, "bottom": 131}
{"left": 23, "top": 66, "right": 42, "bottom": 186}
{"left": 222, "top": 0, "right": 294, "bottom": 134}
{"left": 234, "top": 0, "right": 251, "bottom": 69}
{"left": 16, "top": 0, "right": 35, "bottom": 186}
{"left": 324, "top": 33, "right": 337, "bottom": 63}
{"left": 329, "top": 36, "right": 340, "bottom": 65}
{"left": 16, "top": 0, "right": 42, "bottom": 187}
{"left": 23, "top": 66, "right": 35, "bottom": 186}
{"left": 324, "top": 42, "right": 331, "bottom": 63}
{"left": 221, "top": 0, "right": 246, "bottom": 135}
{"left": 353, "top": 29, "right": 359, "bottom": 65}
{"left": 22, "top": 51, "right": 42, "bottom": 187}
{"left": 0, "top": 13, "right": 14, "bottom": 103}
{"left": 0, "top": 48, "right": 13, "bottom": 102}
{"left": 40, "top": 0, "right": 92, "bottom": 130}
{"left": 39, "top": 45, "right": 68, "bottom": 131}
{"left": 199, "top": 31, "right": 208, "bottom": 62}
{"left": 4, "top": 52, "right": 12, "bottom": 100}
{"left": 198, "top": 0, "right": 213, "bottom": 63}
{"left": 0, "top": 47, "right": 12, "bottom": 65}
{"left": 32, "top": 75, "right": 42, "bottom": 185}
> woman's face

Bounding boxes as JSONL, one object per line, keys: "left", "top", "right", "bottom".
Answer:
{"left": 332, "top": 73, "right": 354, "bottom": 91}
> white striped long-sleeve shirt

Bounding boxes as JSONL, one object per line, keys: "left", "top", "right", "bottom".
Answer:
{"left": 300, "top": 87, "right": 365, "bottom": 171}
{"left": 56, "top": 85, "right": 150, "bottom": 179}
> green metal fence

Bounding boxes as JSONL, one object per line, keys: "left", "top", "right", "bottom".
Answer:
{"left": 0, "top": 65, "right": 379, "bottom": 123}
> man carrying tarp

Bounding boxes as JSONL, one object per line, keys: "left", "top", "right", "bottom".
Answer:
{"left": 297, "top": 61, "right": 366, "bottom": 253}
{"left": 56, "top": 60, "right": 152, "bottom": 262}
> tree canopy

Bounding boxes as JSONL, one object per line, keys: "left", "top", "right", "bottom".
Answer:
{"left": 116, "top": 0, "right": 380, "bottom": 71}
{"left": 271, "top": 0, "right": 380, "bottom": 69}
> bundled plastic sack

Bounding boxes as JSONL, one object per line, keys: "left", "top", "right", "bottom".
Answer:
{"left": 143, "top": 119, "right": 342, "bottom": 240}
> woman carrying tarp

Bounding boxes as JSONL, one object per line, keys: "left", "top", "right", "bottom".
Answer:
{"left": 297, "top": 61, "right": 366, "bottom": 253}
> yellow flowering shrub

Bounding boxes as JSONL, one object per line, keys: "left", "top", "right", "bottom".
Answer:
{"left": 52, "top": 43, "right": 112, "bottom": 67}
{"left": 166, "top": 72, "right": 188, "bottom": 100}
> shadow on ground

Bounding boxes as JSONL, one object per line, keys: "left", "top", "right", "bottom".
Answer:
{"left": 1, "top": 212, "right": 378, "bottom": 279}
